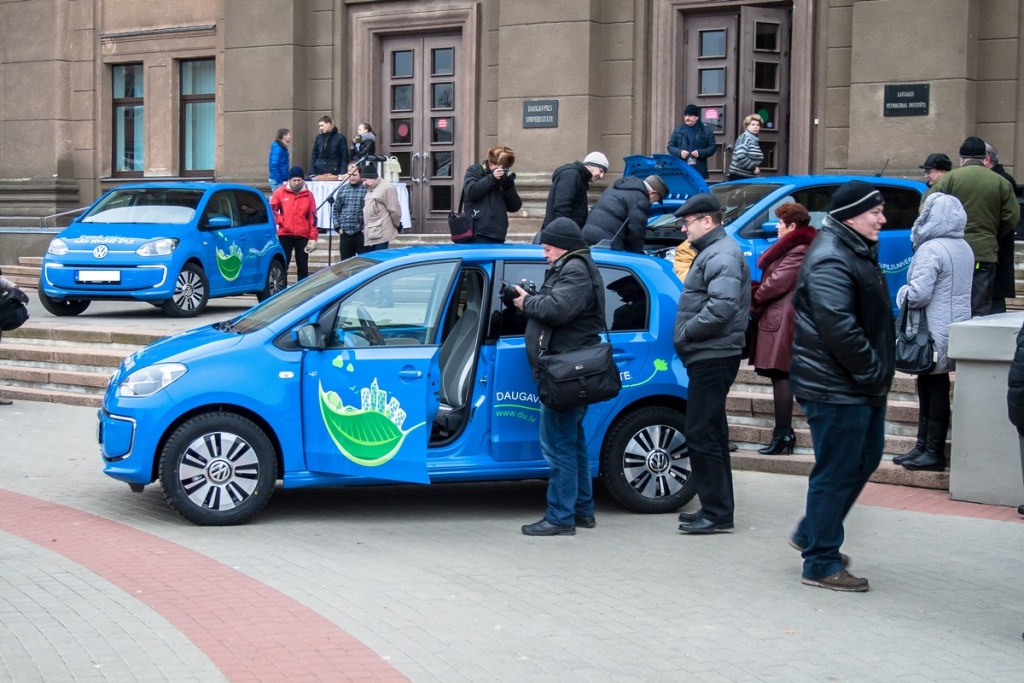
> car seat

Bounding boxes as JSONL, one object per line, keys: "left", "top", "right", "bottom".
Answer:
{"left": 433, "top": 273, "right": 484, "bottom": 435}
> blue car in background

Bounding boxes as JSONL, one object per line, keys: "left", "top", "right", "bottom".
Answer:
{"left": 40, "top": 183, "right": 287, "bottom": 317}
{"left": 626, "top": 156, "right": 928, "bottom": 312}
{"left": 98, "top": 246, "right": 694, "bottom": 525}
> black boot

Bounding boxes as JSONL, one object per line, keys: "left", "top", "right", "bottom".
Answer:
{"left": 903, "top": 420, "right": 947, "bottom": 471}
{"left": 758, "top": 427, "right": 796, "bottom": 455}
{"left": 893, "top": 416, "right": 927, "bottom": 465}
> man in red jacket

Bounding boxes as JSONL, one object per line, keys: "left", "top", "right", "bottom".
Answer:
{"left": 270, "top": 165, "right": 319, "bottom": 283}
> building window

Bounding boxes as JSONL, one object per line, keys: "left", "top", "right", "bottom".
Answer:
{"left": 181, "top": 59, "right": 216, "bottom": 175}
{"left": 112, "top": 64, "right": 144, "bottom": 176}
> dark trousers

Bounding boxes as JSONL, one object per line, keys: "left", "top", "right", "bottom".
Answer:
{"left": 916, "top": 372, "right": 951, "bottom": 428}
{"left": 794, "top": 400, "right": 886, "bottom": 579}
{"left": 279, "top": 235, "right": 310, "bottom": 282}
{"left": 685, "top": 355, "right": 741, "bottom": 524}
{"left": 337, "top": 231, "right": 367, "bottom": 261}
{"left": 971, "top": 263, "right": 997, "bottom": 317}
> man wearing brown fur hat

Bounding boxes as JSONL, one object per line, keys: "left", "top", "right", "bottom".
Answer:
{"left": 460, "top": 146, "right": 523, "bottom": 243}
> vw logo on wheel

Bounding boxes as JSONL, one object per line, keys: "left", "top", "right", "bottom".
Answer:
{"left": 206, "top": 459, "right": 232, "bottom": 484}
{"left": 93, "top": 244, "right": 109, "bottom": 258}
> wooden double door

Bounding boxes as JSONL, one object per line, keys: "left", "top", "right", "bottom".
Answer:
{"left": 682, "top": 7, "right": 791, "bottom": 181}
{"left": 379, "top": 34, "right": 467, "bottom": 234}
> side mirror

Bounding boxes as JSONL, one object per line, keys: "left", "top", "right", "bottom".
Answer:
{"left": 293, "top": 323, "right": 324, "bottom": 349}
{"left": 761, "top": 221, "right": 779, "bottom": 235}
{"left": 206, "top": 215, "right": 232, "bottom": 229}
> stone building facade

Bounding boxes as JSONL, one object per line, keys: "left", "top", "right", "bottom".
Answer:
{"left": 0, "top": 0, "right": 1021, "bottom": 233}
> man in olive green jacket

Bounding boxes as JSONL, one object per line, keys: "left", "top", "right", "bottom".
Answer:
{"left": 927, "top": 136, "right": 1020, "bottom": 316}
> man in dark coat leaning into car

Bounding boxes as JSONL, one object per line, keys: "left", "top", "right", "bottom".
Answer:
{"left": 541, "top": 151, "right": 609, "bottom": 231}
{"left": 513, "top": 218, "right": 606, "bottom": 536}
{"left": 788, "top": 180, "right": 895, "bottom": 593}
{"left": 582, "top": 174, "right": 667, "bottom": 253}
{"left": 673, "top": 193, "right": 750, "bottom": 535}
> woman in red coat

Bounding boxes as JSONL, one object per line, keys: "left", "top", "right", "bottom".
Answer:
{"left": 750, "top": 203, "right": 817, "bottom": 454}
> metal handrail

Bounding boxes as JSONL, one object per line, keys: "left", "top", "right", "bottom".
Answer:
{"left": 39, "top": 207, "right": 88, "bottom": 228}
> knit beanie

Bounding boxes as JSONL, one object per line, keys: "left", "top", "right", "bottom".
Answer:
{"left": 583, "top": 151, "right": 609, "bottom": 171}
{"left": 828, "top": 180, "right": 884, "bottom": 222}
{"left": 684, "top": 104, "right": 700, "bottom": 117}
{"left": 360, "top": 162, "right": 379, "bottom": 180}
{"left": 288, "top": 165, "right": 305, "bottom": 179}
{"left": 539, "top": 217, "right": 588, "bottom": 251}
{"left": 958, "top": 136, "right": 986, "bottom": 159}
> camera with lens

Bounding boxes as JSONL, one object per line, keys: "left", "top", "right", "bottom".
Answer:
{"left": 498, "top": 167, "right": 516, "bottom": 184}
{"left": 498, "top": 278, "right": 537, "bottom": 305}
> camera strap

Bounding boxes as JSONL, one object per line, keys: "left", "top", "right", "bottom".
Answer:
{"left": 537, "top": 252, "right": 611, "bottom": 356}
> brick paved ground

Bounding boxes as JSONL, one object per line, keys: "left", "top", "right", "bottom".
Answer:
{"left": 2, "top": 400, "right": 1023, "bottom": 682}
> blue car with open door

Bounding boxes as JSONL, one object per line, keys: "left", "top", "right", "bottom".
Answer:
{"left": 98, "top": 245, "right": 694, "bottom": 525}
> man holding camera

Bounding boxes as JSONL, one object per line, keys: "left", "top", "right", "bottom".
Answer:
{"left": 461, "top": 146, "right": 523, "bottom": 244}
{"left": 270, "top": 165, "right": 319, "bottom": 283}
{"left": 513, "top": 218, "right": 606, "bottom": 536}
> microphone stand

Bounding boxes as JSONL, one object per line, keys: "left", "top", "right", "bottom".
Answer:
{"left": 314, "top": 173, "right": 351, "bottom": 268}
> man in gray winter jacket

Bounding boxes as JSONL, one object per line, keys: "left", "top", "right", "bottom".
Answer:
{"left": 673, "top": 194, "right": 751, "bottom": 534}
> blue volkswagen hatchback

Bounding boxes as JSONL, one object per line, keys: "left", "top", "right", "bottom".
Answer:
{"left": 40, "top": 183, "right": 287, "bottom": 317}
{"left": 98, "top": 246, "right": 693, "bottom": 525}
{"left": 627, "top": 156, "right": 928, "bottom": 312}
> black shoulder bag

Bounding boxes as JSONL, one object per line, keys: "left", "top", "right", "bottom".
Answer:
{"left": 448, "top": 186, "right": 475, "bottom": 244}
{"left": 0, "top": 287, "right": 30, "bottom": 332}
{"left": 535, "top": 256, "right": 622, "bottom": 409}
{"left": 894, "top": 304, "right": 936, "bottom": 375}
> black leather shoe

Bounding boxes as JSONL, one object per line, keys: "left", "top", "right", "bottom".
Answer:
{"left": 0, "top": 396, "right": 11, "bottom": 406}
{"left": 522, "top": 519, "right": 575, "bottom": 536}
{"left": 1018, "top": 505, "right": 1024, "bottom": 516}
{"left": 575, "top": 515, "right": 596, "bottom": 529}
{"left": 678, "top": 518, "right": 734, "bottom": 534}
{"left": 678, "top": 510, "right": 702, "bottom": 523}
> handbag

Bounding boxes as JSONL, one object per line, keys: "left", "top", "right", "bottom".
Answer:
{"left": 894, "top": 304, "right": 936, "bottom": 375}
{"left": 447, "top": 188, "right": 475, "bottom": 243}
{"left": 0, "top": 287, "right": 30, "bottom": 332}
{"left": 535, "top": 257, "right": 622, "bottom": 409}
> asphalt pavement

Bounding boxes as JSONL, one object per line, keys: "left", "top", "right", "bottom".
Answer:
{"left": 2, "top": 399, "right": 1023, "bottom": 682}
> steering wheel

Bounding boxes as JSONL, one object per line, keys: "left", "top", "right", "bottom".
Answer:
{"left": 355, "top": 305, "right": 386, "bottom": 346}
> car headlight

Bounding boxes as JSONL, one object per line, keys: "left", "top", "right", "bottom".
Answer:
{"left": 118, "top": 363, "right": 187, "bottom": 397}
{"left": 136, "top": 238, "right": 179, "bottom": 257}
{"left": 47, "top": 238, "right": 69, "bottom": 256}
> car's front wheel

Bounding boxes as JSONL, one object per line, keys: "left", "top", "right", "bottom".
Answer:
{"left": 158, "top": 412, "right": 278, "bottom": 526}
{"left": 161, "top": 262, "right": 209, "bottom": 317}
{"left": 600, "top": 405, "right": 696, "bottom": 513}
{"left": 256, "top": 258, "right": 286, "bottom": 302}
{"left": 37, "top": 286, "right": 91, "bottom": 316}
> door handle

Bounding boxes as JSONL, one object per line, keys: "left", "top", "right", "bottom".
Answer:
{"left": 411, "top": 153, "right": 421, "bottom": 183}
{"left": 421, "top": 151, "right": 429, "bottom": 183}
{"left": 398, "top": 369, "right": 423, "bottom": 379}
{"left": 612, "top": 352, "right": 636, "bottom": 363}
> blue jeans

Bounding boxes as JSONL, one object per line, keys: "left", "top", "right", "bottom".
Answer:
{"left": 794, "top": 400, "right": 886, "bottom": 579}
{"left": 539, "top": 403, "right": 594, "bottom": 527}
{"left": 685, "top": 355, "right": 741, "bottom": 524}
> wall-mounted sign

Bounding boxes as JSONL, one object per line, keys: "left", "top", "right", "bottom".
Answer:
{"left": 523, "top": 100, "right": 558, "bottom": 128}
{"left": 883, "top": 84, "right": 929, "bottom": 117}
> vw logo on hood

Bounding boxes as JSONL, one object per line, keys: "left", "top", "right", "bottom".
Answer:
{"left": 93, "top": 245, "right": 109, "bottom": 258}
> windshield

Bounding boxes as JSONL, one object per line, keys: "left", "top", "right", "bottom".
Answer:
{"left": 81, "top": 189, "right": 205, "bottom": 224}
{"left": 711, "top": 183, "right": 783, "bottom": 227}
{"left": 230, "top": 257, "right": 379, "bottom": 333}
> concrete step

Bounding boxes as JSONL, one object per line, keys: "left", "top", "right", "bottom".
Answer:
{"left": 0, "top": 342, "right": 130, "bottom": 370}
{"left": 6, "top": 322, "right": 162, "bottom": 348}
{"left": 1, "top": 264, "right": 39, "bottom": 277}
{"left": 19, "top": 256, "right": 43, "bottom": 266}
{"left": 0, "top": 364, "right": 111, "bottom": 392}
{"left": 730, "top": 449, "right": 949, "bottom": 490}
{"left": 0, "top": 384, "right": 102, "bottom": 408}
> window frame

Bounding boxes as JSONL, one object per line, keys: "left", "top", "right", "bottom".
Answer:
{"left": 111, "top": 62, "right": 145, "bottom": 178}
{"left": 179, "top": 58, "right": 216, "bottom": 177}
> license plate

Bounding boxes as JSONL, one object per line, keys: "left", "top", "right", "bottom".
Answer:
{"left": 77, "top": 270, "right": 121, "bottom": 283}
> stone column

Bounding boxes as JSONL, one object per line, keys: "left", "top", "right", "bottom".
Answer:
{"left": 0, "top": 0, "right": 79, "bottom": 219}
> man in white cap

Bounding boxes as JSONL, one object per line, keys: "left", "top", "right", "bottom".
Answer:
{"left": 541, "top": 152, "right": 609, "bottom": 231}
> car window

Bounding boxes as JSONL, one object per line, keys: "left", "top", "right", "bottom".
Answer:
{"left": 711, "top": 182, "right": 783, "bottom": 228}
{"left": 234, "top": 190, "right": 269, "bottom": 225}
{"left": 877, "top": 186, "right": 921, "bottom": 230}
{"left": 600, "top": 267, "right": 649, "bottom": 331}
{"left": 489, "top": 262, "right": 548, "bottom": 338}
{"left": 327, "top": 261, "right": 460, "bottom": 347}
{"left": 234, "top": 257, "right": 378, "bottom": 334}
{"left": 200, "top": 190, "right": 239, "bottom": 228}
{"left": 80, "top": 188, "right": 204, "bottom": 224}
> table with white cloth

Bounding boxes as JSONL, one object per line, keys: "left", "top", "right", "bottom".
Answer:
{"left": 307, "top": 180, "right": 411, "bottom": 235}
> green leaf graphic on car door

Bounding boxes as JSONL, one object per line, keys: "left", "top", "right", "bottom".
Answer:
{"left": 215, "top": 243, "right": 244, "bottom": 281}
{"left": 318, "top": 379, "right": 423, "bottom": 466}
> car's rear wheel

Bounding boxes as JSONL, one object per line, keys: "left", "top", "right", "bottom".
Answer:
{"left": 161, "top": 262, "right": 208, "bottom": 317}
{"left": 600, "top": 405, "right": 696, "bottom": 513}
{"left": 256, "top": 258, "right": 286, "bottom": 302}
{"left": 37, "top": 286, "right": 90, "bottom": 316}
{"left": 159, "top": 412, "right": 278, "bottom": 526}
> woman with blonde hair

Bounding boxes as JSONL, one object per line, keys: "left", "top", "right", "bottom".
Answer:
{"left": 728, "top": 114, "right": 764, "bottom": 181}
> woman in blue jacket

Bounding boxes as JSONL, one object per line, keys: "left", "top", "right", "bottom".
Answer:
{"left": 268, "top": 128, "right": 291, "bottom": 192}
